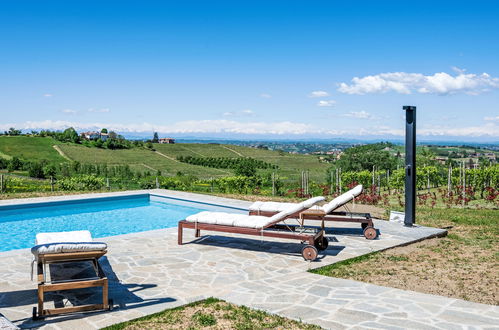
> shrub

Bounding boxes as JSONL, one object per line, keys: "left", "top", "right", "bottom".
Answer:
{"left": 58, "top": 175, "right": 105, "bottom": 191}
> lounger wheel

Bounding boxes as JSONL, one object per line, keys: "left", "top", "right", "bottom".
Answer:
{"left": 314, "top": 236, "right": 329, "bottom": 251}
{"left": 301, "top": 245, "right": 318, "bottom": 261}
{"left": 363, "top": 226, "right": 377, "bottom": 240}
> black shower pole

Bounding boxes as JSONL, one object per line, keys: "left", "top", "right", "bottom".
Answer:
{"left": 403, "top": 106, "right": 416, "bottom": 226}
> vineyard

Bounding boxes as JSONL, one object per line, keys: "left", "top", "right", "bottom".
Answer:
{"left": 0, "top": 136, "right": 497, "bottom": 208}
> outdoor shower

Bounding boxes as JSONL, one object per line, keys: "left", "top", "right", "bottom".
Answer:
{"left": 403, "top": 106, "right": 416, "bottom": 226}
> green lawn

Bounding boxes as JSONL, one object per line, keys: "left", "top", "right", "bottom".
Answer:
{"left": 0, "top": 136, "right": 67, "bottom": 163}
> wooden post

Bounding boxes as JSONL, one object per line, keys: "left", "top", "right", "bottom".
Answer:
{"left": 462, "top": 163, "right": 466, "bottom": 207}
{"left": 0, "top": 174, "right": 3, "bottom": 193}
{"left": 106, "top": 178, "right": 110, "bottom": 191}
{"left": 210, "top": 177, "right": 214, "bottom": 193}
{"left": 336, "top": 168, "right": 339, "bottom": 194}
{"left": 156, "top": 176, "right": 159, "bottom": 189}
{"left": 427, "top": 168, "right": 430, "bottom": 194}
{"left": 339, "top": 168, "right": 342, "bottom": 193}
{"left": 50, "top": 176, "right": 54, "bottom": 192}
{"left": 447, "top": 165, "right": 452, "bottom": 197}
{"left": 387, "top": 170, "right": 390, "bottom": 194}
{"left": 272, "top": 172, "right": 275, "bottom": 196}
{"left": 330, "top": 171, "right": 333, "bottom": 196}
{"left": 372, "top": 165, "right": 375, "bottom": 186}
{"left": 377, "top": 175, "right": 381, "bottom": 195}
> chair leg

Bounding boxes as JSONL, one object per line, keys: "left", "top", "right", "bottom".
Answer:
{"left": 37, "top": 285, "right": 44, "bottom": 317}
{"left": 178, "top": 223, "right": 183, "bottom": 245}
{"left": 195, "top": 229, "right": 201, "bottom": 238}
{"left": 102, "top": 279, "right": 108, "bottom": 309}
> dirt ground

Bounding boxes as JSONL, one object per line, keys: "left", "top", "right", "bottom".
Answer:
{"left": 313, "top": 207, "right": 499, "bottom": 306}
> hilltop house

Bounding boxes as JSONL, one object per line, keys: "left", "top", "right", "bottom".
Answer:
{"left": 80, "top": 131, "right": 108, "bottom": 141}
{"left": 159, "top": 138, "right": 175, "bottom": 144}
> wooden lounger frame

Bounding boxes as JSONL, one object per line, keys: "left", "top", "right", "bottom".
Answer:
{"left": 178, "top": 219, "right": 326, "bottom": 260}
{"left": 249, "top": 209, "right": 377, "bottom": 239}
{"left": 34, "top": 250, "right": 110, "bottom": 319}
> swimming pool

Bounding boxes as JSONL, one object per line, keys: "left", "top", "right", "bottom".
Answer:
{"left": 0, "top": 194, "right": 245, "bottom": 252}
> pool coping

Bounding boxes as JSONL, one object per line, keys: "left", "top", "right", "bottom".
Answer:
{"left": 0, "top": 189, "right": 252, "bottom": 211}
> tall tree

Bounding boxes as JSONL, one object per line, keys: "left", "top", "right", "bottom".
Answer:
{"left": 152, "top": 132, "right": 159, "bottom": 143}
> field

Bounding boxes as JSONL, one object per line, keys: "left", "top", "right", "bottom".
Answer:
{"left": 0, "top": 136, "right": 66, "bottom": 162}
{"left": 311, "top": 207, "right": 499, "bottom": 305}
{"left": 0, "top": 136, "right": 330, "bottom": 181}
{"left": 103, "top": 298, "right": 319, "bottom": 330}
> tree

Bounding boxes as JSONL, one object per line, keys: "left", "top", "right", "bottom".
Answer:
{"left": 152, "top": 132, "right": 159, "bottom": 143}
{"left": 28, "top": 161, "right": 45, "bottom": 178}
{"left": 234, "top": 162, "right": 257, "bottom": 177}
{"left": 101, "top": 128, "right": 108, "bottom": 134}
{"left": 6, "top": 127, "right": 21, "bottom": 136}
{"left": 7, "top": 157, "right": 23, "bottom": 172}
{"left": 62, "top": 127, "right": 80, "bottom": 143}
{"left": 334, "top": 143, "right": 397, "bottom": 172}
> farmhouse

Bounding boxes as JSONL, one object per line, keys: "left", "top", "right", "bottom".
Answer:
{"left": 80, "top": 131, "right": 101, "bottom": 140}
{"left": 159, "top": 138, "right": 175, "bottom": 144}
{"left": 80, "top": 131, "right": 108, "bottom": 141}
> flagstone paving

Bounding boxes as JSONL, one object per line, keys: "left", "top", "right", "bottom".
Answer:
{"left": 0, "top": 190, "right": 497, "bottom": 329}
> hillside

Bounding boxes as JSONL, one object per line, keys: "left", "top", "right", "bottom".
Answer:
{"left": 0, "top": 136, "right": 330, "bottom": 181}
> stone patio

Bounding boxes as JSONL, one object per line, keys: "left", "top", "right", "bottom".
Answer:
{"left": 0, "top": 190, "right": 497, "bottom": 329}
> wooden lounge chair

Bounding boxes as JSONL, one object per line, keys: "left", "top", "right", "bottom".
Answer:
{"left": 31, "top": 230, "right": 113, "bottom": 319}
{"left": 248, "top": 185, "right": 378, "bottom": 239}
{"left": 178, "top": 196, "right": 328, "bottom": 260}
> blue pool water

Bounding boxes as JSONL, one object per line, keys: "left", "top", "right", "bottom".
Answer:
{"left": 0, "top": 194, "right": 241, "bottom": 252}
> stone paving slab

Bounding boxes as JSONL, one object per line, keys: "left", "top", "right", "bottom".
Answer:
{"left": 0, "top": 190, "right": 497, "bottom": 329}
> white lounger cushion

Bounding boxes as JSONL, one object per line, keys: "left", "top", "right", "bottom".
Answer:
{"left": 31, "top": 230, "right": 107, "bottom": 256}
{"left": 322, "top": 185, "right": 363, "bottom": 213}
{"left": 186, "top": 212, "right": 273, "bottom": 229}
{"left": 186, "top": 196, "right": 325, "bottom": 229}
{"left": 249, "top": 201, "right": 297, "bottom": 213}
{"left": 248, "top": 185, "right": 363, "bottom": 215}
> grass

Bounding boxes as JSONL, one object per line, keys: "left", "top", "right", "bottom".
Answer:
{"left": 0, "top": 136, "right": 330, "bottom": 181}
{"left": 0, "top": 136, "right": 67, "bottom": 163}
{"left": 57, "top": 144, "right": 232, "bottom": 178}
{"left": 102, "top": 298, "right": 319, "bottom": 330}
{"left": 311, "top": 207, "right": 499, "bottom": 305}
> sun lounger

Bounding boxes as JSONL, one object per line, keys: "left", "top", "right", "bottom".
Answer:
{"left": 31, "top": 230, "right": 112, "bottom": 319}
{"left": 249, "top": 185, "right": 377, "bottom": 239}
{"left": 178, "top": 196, "right": 328, "bottom": 260}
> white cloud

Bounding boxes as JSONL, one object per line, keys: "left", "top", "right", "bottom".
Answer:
{"left": 484, "top": 115, "right": 499, "bottom": 122}
{"left": 4, "top": 119, "right": 313, "bottom": 135}
{"left": 88, "top": 108, "right": 110, "bottom": 113}
{"left": 341, "top": 111, "right": 373, "bottom": 119}
{"left": 338, "top": 70, "right": 499, "bottom": 95}
{"left": 61, "top": 109, "right": 77, "bottom": 114}
{"left": 308, "top": 90, "right": 330, "bottom": 98}
{"left": 317, "top": 100, "right": 336, "bottom": 107}
{"left": 223, "top": 109, "right": 254, "bottom": 117}
{"left": 260, "top": 93, "right": 272, "bottom": 99}
{"left": 43, "top": 93, "right": 53, "bottom": 98}
{"left": 2, "top": 119, "right": 498, "bottom": 138}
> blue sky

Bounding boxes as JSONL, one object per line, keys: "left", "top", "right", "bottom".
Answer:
{"left": 1, "top": 1, "right": 498, "bottom": 141}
